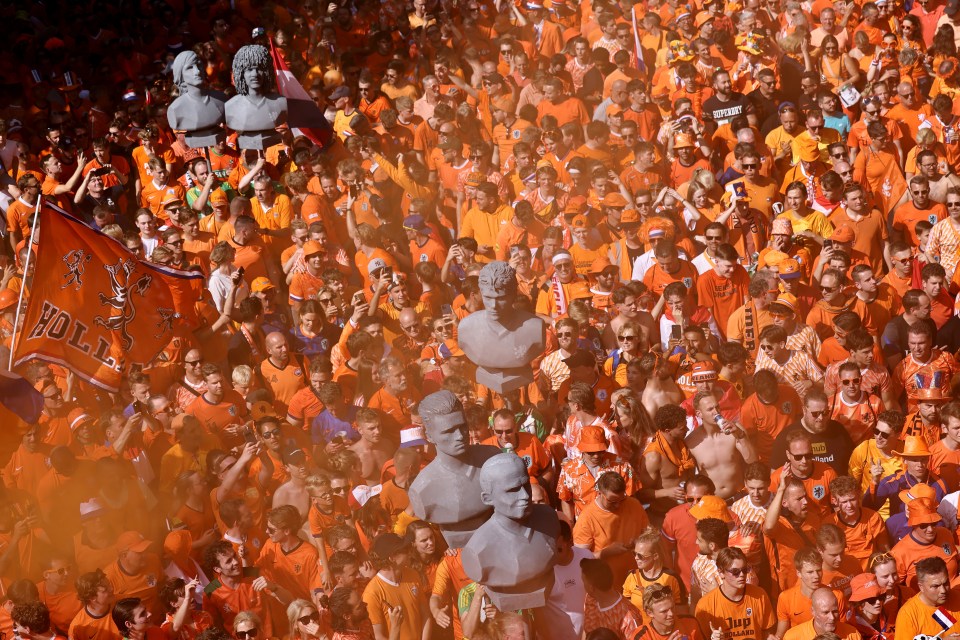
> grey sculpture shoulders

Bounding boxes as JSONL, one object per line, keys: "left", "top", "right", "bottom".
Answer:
{"left": 458, "top": 311, "right": 546, "bottom": 368}
{"left": 167, "top": 90, "right": 228, "bottom": 132}
{"left": 460, "top": 503, "right": 560, "bottom": 587}
{"left": 225, "top": 94, "right": 289, "bottom": 133}
{"left": 407, "top": 443, "right": 499, "bottom": 525}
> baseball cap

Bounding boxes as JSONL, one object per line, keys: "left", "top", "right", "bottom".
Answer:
{"left": 590, "top": 257, "right": 616, "bottom": 274}
{"left": 602, "top": 192, "right": 628, "bottom": 208}
{"left": 209, "top": 189, "right": 229, "bottom": 206}
{"left": 367, "top": 258, "right": 388, "bottom": 274}
{"left": 282, "top": 447, "right": 308, "bottom": 466}
{"left": 778, "top": 258, "right": 802, "bottom": 279}
{"left": 606, "top": 104, "right": 624, "bottom": 118}
{"left": 689, "top": 495, "right": 733, "bottom": 522}
{"left": 899, "top": 482, "right": 936, "bottom": 505}
{"left": 403, "top": 214, "right": 428, "bottom": 232}
{"left": 251, "top": 277, "right": 275, "bottom": 293}
{"left": 576, "top": 425, "right": 608, "bottom": 453}
{"left": 492, "top": 96, "right": 516, "bottom": 113}
{"left": 250, "top": 399, "right": 279, "bottom": 420}
{"left": 302, "top": 240, "right": 325, "bottom": 256}
{"left": 832, "top": 225, "right": 855, "bottom": 243}
{"left": 849, "top": 574, "right": 882, "bottom": 602}
{"left": 329, "top": 85, "right": 351, "bottom": 100}
{"left": 400, "top": 426, "right": 428, "bottom": 448}
{"left": 768, "top": 293, "right": 797, "bottom": 316}
{"left": 620, "top": 208, "right": 640, "bottom": 224}
{"left": 161, "top": 195, "right": 183, "bottom": 208}
{"left": 117, "top": 530, "right": 152, "bottom": 554}
{"left": 570, "top": 214, "right": 588, "bottom": 229}
{"left": 80, "top": 498, "right": 106, "bottom": 520}
{"left": 68, "top": 407, "right": 94, "bottom": 431}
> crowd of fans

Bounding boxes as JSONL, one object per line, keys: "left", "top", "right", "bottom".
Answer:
{"left": 7, "top": 0, "right": 960, "bottom": 638}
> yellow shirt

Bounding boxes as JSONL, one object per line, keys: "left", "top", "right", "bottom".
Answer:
{"left": 460, "top": 204, "right": 513, "bottom": 260}
{"left": 847, "top": 439, "right": 902, "bottom": 520}
{"left": 777, "top": 209, "right": 835, "bottom": 239}
{"left": 362, "top": 568, "right": 428, "bottom": 640}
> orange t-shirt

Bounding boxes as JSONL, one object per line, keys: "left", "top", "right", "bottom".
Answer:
{"left": 573, "top": 498, "right": 650, "bottom": 585}
{"left": 255, "top": 539, "right": 321, "bottom": 601}
{"left": 260, "top": 357, "right": 308, "bottom": 410}
{"left": 68, "top": 607, "right": 122, "bottom": 640}
{"left": 480, "top": 433, "right": 551, "bottom": 478}
{"left": 740, "top": 386, "right": 801, "bottom": 465}
{"left": 103, "top": 554, "right": 163, "bottom": 617}
{"left": 696, "top": 268, "right": 750, "bottom": 339}
{"left": 643, "top": 260, "right": 699, "bottom": 300}
{"left": 828, "top": 509, "right": 889, "bottom": 567}
{"left": 37, "top": 583, "right": 81, "bottom": 635}
{"left": 695, "top": 585, "right": 775, "bottom": 640}
{"left": 184, "top": 392, "right": 249, "bottom": 449}
{"left": 892, "top": 527, "right": 959, "bottom": 589}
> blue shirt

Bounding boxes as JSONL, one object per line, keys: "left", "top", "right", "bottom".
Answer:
{"left": 311, "top": 407, "right": 360, "bottom": 445}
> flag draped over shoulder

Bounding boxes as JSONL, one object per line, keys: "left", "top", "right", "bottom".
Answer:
{"left": 13, "top": 205, "right": 205, "bottom": 391}
{"left": 270, "top": 39, "right": 332, "bottom": 149}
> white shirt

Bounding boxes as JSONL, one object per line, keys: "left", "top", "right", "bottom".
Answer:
{"left": 541, "top": 546, "right": 593, "bottom": 640}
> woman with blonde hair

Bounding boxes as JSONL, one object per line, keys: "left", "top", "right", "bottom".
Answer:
{"left": 233, "top": 611, "right": 275, "bottom": 640}
{"left": 622, "top": 527, "right": 687, "bottom": 617}
{"left": 286, "top": 599, "right": 328, "bottom": 640}
{"left": 610, "top": 389, "right": 655, "bottom": 467}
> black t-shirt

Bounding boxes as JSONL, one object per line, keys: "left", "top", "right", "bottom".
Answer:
{"left": 770, "top": 420, "right": 854, "bottom": 474}
{"left": 702, "top": 92, "right": 753, "bottom": 126}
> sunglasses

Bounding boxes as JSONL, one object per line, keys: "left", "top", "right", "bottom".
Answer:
{"left": 841, "top": 378, "right": 862, "bottom": 386}
{"left": 618, "top": 334, "right": 638, "bottom": 341}
{"left": 299, "top": 614, "right": 320, "bottom": 625}
{"left": 742, "top": 163, "right": 758, "bottom": 169}
{"left": 726, "top": 567, "right": 750, "bottom": 577}
{"left": 236, "top": 631, "right": 258, "bottom": 639}
{"left": 809, "top": 410, "right": 826, "bottom": 418}
{"left": 790, "top": 452, "right": 812, "bottom": 461}
{"left": 861, "top": 596, "right": 883, "bottom": 606}
{"left": 874, "top": 428, "right": 893, "bottom": 439}
{"left": 949, "top": 202, "right": 960, "bottom": 208}
{"left": 868, "top": 552, "right": 894, "bottom": 569}
{"left": 820, "top": 285, "right": 838, "bottom": 292}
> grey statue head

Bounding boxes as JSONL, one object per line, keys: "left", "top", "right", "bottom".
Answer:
{"left": 479, "top": 453, "right": 532, "bottom": 521}
{"left": 172, "top": 51, "right": 204, "bottom": 91}
{"left": 419, "top": 391, "right": 468, "bottom": 457}
{"left": 478, "top": 261, "right": 517, "bottom": 321}
{"left": 232, "top": 45, "right": 272, "bottom": 96}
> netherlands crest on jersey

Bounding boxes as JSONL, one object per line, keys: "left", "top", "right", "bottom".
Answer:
{"left": 597, "top": 389, "right": 608, "bottom": 402}
{"left": 930, "top": 214, "right": 940, "bottom": 225}
{"left": 781, "top": 401, "right": 793, "bottom": 414}
{"left": 512, "top": 129, "right": 521, "bottom": 139}
{"left": 746, "top": 607, "right": 753, "bottom": 617}
{"left": 945, "top": 544, "right": 954, "bottom": 556}
{"left": 682, "top": 277, "right": 693, "bottom": 288}
{"left": 813, "top": 485, "right": 825, "bottom": 500}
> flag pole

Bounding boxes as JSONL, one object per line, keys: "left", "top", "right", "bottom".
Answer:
{"left": 8, "top": 197, "right": 43, "bottom": 370}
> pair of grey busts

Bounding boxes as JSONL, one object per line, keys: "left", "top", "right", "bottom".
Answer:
{"left": 409, "top": 390, "right": 559, "bottom": 611}
{"left": 167, "top": 46, "right": 286, "bottom": 150}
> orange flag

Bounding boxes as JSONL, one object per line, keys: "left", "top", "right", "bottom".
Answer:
{"left": 13, "top": 205, "right": 205, "bottom": 391}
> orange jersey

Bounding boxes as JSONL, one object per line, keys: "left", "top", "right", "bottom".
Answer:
{"left": 68, "top": 607, "right": 122, "bottom": 640}
{"left": 255, "top": 539, "right": 321, "bottom": 600}
{"left": 696, "top": 268, "right": 750, "bottom": 339}
{"left": 892, "top": 527, "right": 959, "bottom": 589}
{"left": 828, "top": 509, "right": 889, "bottom": 567}
{"left": 102, "top": 554, "right": 163, "bottom": 617}
{"left": 695, "top": 584, "right": 775, "bottom": 640}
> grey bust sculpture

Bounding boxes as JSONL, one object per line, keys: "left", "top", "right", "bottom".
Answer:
{"left": 407, "top": 391, "right": 498, "bottom": 549}
{"left": 457, "top": 261, "right": 546, "bottom": 393}
{"left": 461, "top": 453, "right": 560, "bottom": 610}
{"left": 224, "top": 44, "right": 287, "bottom": 150}
{"left": 167, "top": 51, "right": 227, "bottom": 148}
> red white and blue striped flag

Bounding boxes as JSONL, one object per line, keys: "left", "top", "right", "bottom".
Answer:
{"left": 269, "top": 39, "right": 332, "bottom": 149}
{"left": 934, "top": 608, "right": 957, "bottom": 631}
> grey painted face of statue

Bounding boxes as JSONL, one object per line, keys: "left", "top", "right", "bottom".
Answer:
{"left": 481, "top": 285, "right": 511, "bottom": 321}
{"left": 182, "top": 59, "right": 204, "bottom": 87}
{"left": 243, "top": 67, "right": 264, "bottom": 93}
{"left": 429, "top": 419, "right": 469, "bottom": 457}
{"left": 483, "top": 463, "right": 532, "bottom": 521}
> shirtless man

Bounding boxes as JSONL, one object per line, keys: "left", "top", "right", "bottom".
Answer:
{"left": 604, "top": 284, "right": 657, "bottom": 351}
{"left": 640, "top": 404, "right": 695, "bottom": 520}
{"left": 272, "top": 448, "right": 312, "bottom": 516}
{"left": 349, "top": 408, "right": 396, "bottom": 485}
{"left": 637, "top": 354, "right": 685, "bottom": 419}
{"left": 915, "top": 149, "right": 960, "bottom": 203}
{"left": 686, "top": 392, "right": 757, "bottom": 499}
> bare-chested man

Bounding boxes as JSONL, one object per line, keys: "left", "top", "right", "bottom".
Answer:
{"left": 636, "top": 353, "right": 685, "bottom": 419}
{"left": 914, "top": 148, "right": 960, "bottom": 202}
{"left": 604, "top": 285, "right": 657, "bottom": 351}
{"left": 272, "top": 447, "right": 312, "bottom": 516}
{"left": 640, "top": 404, "right": 696, "bottom": 521}
{"left": 686, "top": 392, "right": 757, "bottom": 499}
{"left": 349, "top": 408, "right": 396, "bottom": 485}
